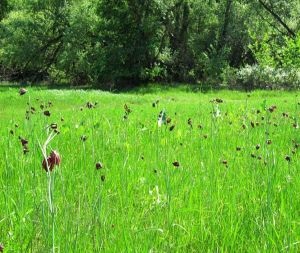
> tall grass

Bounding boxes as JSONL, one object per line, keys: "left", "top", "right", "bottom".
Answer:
{"left": 0, "top": 87, "right": 299, "bottom": 252}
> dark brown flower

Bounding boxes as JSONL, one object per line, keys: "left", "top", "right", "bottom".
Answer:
{"left": 172, "top": 161, "right": 180, "bottom": 167}
{"left": 20, "top": 137, "right": 28, "bottom": 146}
{"left": 256, "top": 144, "right": 260, "bottom": 150}
{"left": 188, "top": 118, "right": 192, "bottom": 128}
{"left": 266, "top": 139, "right": 272, "bottom": 145}
{"left": 268, "top": 105, "right": 277, "bottom": 113}
{"left": 86, "top": 102, "right": 94, "bottom": 109}
{"left": 222, "top": 160, "right": 228, "bottom": 165}
{"left": 50, "top": 150, "right": 61, "bottom": 165}
{"left": 19, "top": 88, "right": 27, "bottom": 95}
{"left": 285, "top": 155, "right": 291, "bottom": 162}
{"left": 96, "top": 162, "right": 103, "bottom": 170}
{"left": 124, "top": 104, "right": 131, "bottom": 114}
{"left": 50, "top": 123, "right": 58, "bottom": 130}
{"left": 292, "top": 123, "right": 299, "bottom": 129}
{"left": 44, "top": 111, "right": 51, "bottom": 117}
{"left": 42, "top": 150, "right": 61, "bottom": 172}
{"left": 236, "top": 147, "right": 241, "bottom": 151}
{"left": 169, "top": 125, "right": 175, "bottom": 131}
{"left": 81, "top": 135, "right": 88, "bottom": 142}
{"left": 282, "top": 112, "right": 289, "bottom": 118}
{"left": 101, "top": 175, "right": 106, "bottom": 182}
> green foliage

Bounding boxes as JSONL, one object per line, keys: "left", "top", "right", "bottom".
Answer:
{"left": 0, "top": 0, "right": 299, "bottom": 88}
{"left": 0, "top": 0, "right": 8, "bottom": 20}
{"left": 222, "top": 65, "right": 300, "bottom": 90}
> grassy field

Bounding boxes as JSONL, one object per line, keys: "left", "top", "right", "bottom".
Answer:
{"left": 0, "top": 86, "right": 299, "bottom": 252}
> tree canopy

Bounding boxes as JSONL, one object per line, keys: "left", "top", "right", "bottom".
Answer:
{"left": 0, "top": 0, "right": 299, "bottom": 89}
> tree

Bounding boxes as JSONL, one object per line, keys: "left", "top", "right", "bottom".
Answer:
{"left": 96, "top": 0, "right": 163, "bottom": 86}
{"left": 0, "top": 0, "right": 8, "bottom": 21}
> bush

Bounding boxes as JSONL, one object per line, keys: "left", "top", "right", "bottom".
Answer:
{"left": 222, "top": 65, "right": 300, "bottom": 90}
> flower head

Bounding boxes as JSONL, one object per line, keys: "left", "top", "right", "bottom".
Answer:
{"left": 42, "top": 150, "right": 61, "bottom": 172}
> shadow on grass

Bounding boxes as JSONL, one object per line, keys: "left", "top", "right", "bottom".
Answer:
{"left": 0, "top": 81, "right": 249, "bottom": 94}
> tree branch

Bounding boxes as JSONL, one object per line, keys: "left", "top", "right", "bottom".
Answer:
{"left": 257, "top": 0, "right": 296, "bottom": 38}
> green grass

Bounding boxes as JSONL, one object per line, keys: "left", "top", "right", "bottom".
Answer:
{"left": 0, "top": 86, "right": 299, "bottom": 252}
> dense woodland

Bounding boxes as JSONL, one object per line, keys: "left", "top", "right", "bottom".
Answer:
{"left": 0, "top": 0, "right": 299, "bottom": 89}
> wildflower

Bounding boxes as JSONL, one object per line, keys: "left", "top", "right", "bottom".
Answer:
{"left": 285, "top": 155, "right": 291, "bottom": 162}
{"left": 86, "top": 102, "right": 95, "bottom": 109}
{"left": 50, "top": 123, "right": 58, "bottom": 130}
{"left": 169, "top": 125, "right": 175, "bottom": 131}
{"left": 158, "top": 109, "right": 166, "bottom": 127}
{"left": 44, "top": 110, "right": 51, "bottom": 116}
{"left": 268, "top": 105, "right": 277, "bottom": 113}
{"left": 172, "top": 161, "right": 180, "bottom": 167}
{"left": 96, "top": 162, "right": 103, "bottom": 170}
{"left": 19, "top": 88, "right": 27, "bottom": 95}
{"left": 81, "top": 135, "right": 88, "bottom": 142}
{"left": 188, "top": 118, "right": 193, "bottom": 128}
{"left": 42, "top": 150, "right": 61, "bottom": 172}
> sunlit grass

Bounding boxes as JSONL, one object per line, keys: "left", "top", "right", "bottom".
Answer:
{"left": 0, "top": 87, "right": 299, "bottom": 252}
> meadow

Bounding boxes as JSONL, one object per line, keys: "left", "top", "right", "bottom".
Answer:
{"left": 0, "top": 86, "right": 299, "bottom": 252}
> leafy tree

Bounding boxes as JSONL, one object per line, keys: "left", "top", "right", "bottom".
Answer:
{"left": 96, "top": 0, "right": 163, "bottom": 86}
